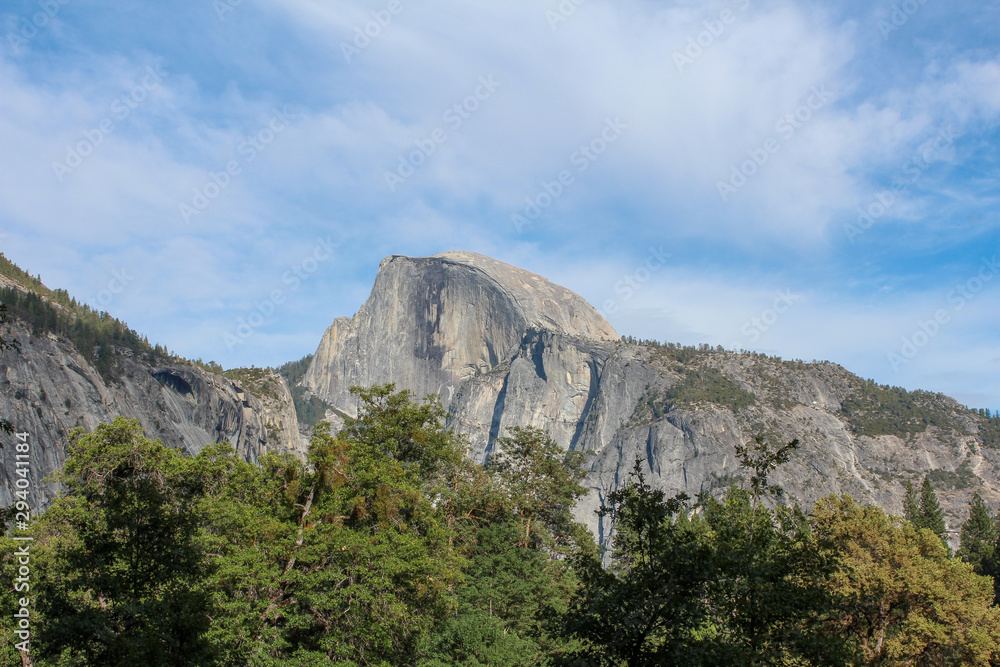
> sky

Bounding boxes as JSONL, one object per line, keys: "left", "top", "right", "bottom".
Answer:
{"left": 0, "top": 0, "right": 998, "bottom": 411}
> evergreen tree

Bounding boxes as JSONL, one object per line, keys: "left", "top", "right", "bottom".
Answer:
{"left": 902, "top": 480, "right": 919, "bottom": 524}
{"left": 958, "top": 493, "right": 996, "bottom": 571}
{"left": 917, "top": 476, "right": 947, "bottom": 544}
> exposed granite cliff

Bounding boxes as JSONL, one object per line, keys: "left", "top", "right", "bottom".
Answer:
{"left": 305, "top": 252, "right": 1000, "bottom": 549}
{"left": 4, "top": 250, "right": 996, "bottom": 551}
{"left": 0, "top": 320, "right": 304, "bottom": 509}
{"left": 304, "top": 251, "right": 618, "bottom": 416}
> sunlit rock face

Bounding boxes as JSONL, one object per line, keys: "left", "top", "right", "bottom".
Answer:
{"left": 304, "top": 251, "right": 1000, "bottom": 549}
{"left": 303, "top": 251, "right": 618, "bottom": 416}
{"left": 0, "top": 322, "right": 304, "bottom": 509}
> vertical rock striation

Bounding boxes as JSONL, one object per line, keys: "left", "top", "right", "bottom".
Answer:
{"left": 303, "top": 251, "right": 618, "bottom": 415}
{"left": 0, "top": 322, "right": 304, "bottom": 508}
{"left": 303, "top": 252, "right": 1000, "bottom": 549}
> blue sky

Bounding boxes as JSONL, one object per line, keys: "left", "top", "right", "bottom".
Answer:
{"left": 0, "top": 0, "right": 998, "bottom": 410}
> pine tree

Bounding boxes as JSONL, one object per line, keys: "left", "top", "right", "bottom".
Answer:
{"left": 903, "top": 480, "right": 919, "bottom": 524}
{"left": 918, "top": 476, "right": 947, "bottom": 543}
{"left": 958, "top": 493, "right": 995, "bottom": 570}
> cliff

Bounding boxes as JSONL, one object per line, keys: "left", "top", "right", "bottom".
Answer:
{"left": 303, "top": 251, "right": 618, "bottom": 415}
{"left": 0, "top": 314, "right": 304, "bottom": 509}
{"left": 304, "top": 252, "right": 1000, "bottom": 548}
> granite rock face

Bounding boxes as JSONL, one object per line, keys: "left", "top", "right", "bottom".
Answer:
{"left": 0, "top": 322, "right": 304, "bottom": 508}
{"left": 303, "top": 251, "right": 618, "bottom": 415}
{"left": 4, "top": 250, "right": 996, "bottom": 552}
{"left": 304, "top": 252, "right": 1000, "bottom": 549}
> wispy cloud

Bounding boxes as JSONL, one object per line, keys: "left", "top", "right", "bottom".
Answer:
{"left": 0, "top": 0, "right": 996, "bottom": 409}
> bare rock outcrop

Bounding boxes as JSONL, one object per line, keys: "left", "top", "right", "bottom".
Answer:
{"left": 0, "top": 322, "right": 304, "bottom": 508}
{"left": 303, "top": 252, "right": 1000, "bottom": 550}
{"left": 304, "top": 251, "right": 618, "bottom": 413}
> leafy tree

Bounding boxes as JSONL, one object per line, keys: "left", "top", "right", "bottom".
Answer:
{"left": 559, "top": 436, "right": 845, "bottom": 665}
{"left": 486, "top": 426, "right": 590, "bottom": 556}
{"left": 32, "top": 417, "right": 213, "bottom": 665}
{"left": 340, "top": 383, "right": 463, "bottom": 480}
{"left": 207, "top": 386, "right": 465, "bottom": 665}
{"left": 958, "top": 492, "right": 996, "bottom": 571}
{"left": 420, "top": 612, "right": 540, "bottom": 667}
{"left": 559, "top": 459, "right": 714, "bottom": 666}
{"left": 695, "top": 437, "right": 844, "bottom": 665}
{"left": 422, "top": 520, "right": 560, "bottom": 666}
{"left": 811, "top": 495, "right": 1000, "bottom": 665}
{"left": 420, "top": 426, "right": 591, "bottom": 666}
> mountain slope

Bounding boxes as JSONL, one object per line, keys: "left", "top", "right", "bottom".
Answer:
{"left": 304, "top": 252, "right": 1000, "bottom": 547}
{"left": 0, "top": 254, "right": 304, "bottom": 508}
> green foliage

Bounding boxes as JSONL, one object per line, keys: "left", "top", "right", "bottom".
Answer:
{"left": 0, "top": 252, "right": 50, "bottom": 295}
{"left": 560, "top": 437, "right": 845, "bottom": 666}
{"left": 222, "top": 366, "right": 282, "bottom": 400}
{"left": 916, "top": 476, "right": 947, "bottom": 544}
{"left": 629, "top": 338, "right": 715, "bottom": 365}
{"left": 486, "top": 426, "right": 589, "bottom": 555}
{"left": 274, "top": 355, "right": 336, "bottom": 427}
{"left": 561, "top": 460, "right": 718, "bottom": 665}
{"left": 275, "top": 354, "right": 314, "bottom": 386}
{"left": 341, "top": 383, "right": 464, "bottom": 481}
{"left": 840, "top": 380, "right": 960, "bottom": 438}
{"left": 0, "top": 285, "right": 166, "bottom": 383}
{"left": 812, "top": 495, "right": 1000, "bottom": 665}
{"left": 9, "top": 389, "right": 1000, "bottom": 666}
{"left": 634, "top": 368, "right": 756, "bottom": 422}
{"left": 665, "top": 367, "right": 756, "bottom": 410}
{"left": 958, "top": 492, "right": 996, "bottom": 571}
{"left": 732, "top": 434, "right": 799, "bottom": 505}
{"left": 290, "top": 385, "right": 331, "bottom": 427}
{"left": 925, "top": 460, "right": 977, "bottom": 490}
{"left": 33, "top": 417, "right": 214, "bottom": 665}
{"left": 975, "top": 410, "right": 1000, "bottom": 448}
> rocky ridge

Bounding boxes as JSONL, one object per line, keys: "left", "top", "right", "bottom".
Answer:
{"left": 0, "top": 316, "right": 304, "bottom": 509}
{"left": 304, "top": 252, "right": 1000, "bottom": 547}
{"left": 3, "top": 250, "right": 998, "bottom": 550}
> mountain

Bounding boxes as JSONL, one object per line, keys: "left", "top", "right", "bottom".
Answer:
{"left": 3, "top": 250, "right": 999, "bottom": 548}
{"left": 302, "top": 251, "right": 1000, "bottom": 547}
{"left": 303, "top": 251, "right": 618, "bottom": 414}
{"left": 0, "top": 255, "right": 305, "bottom": 509}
